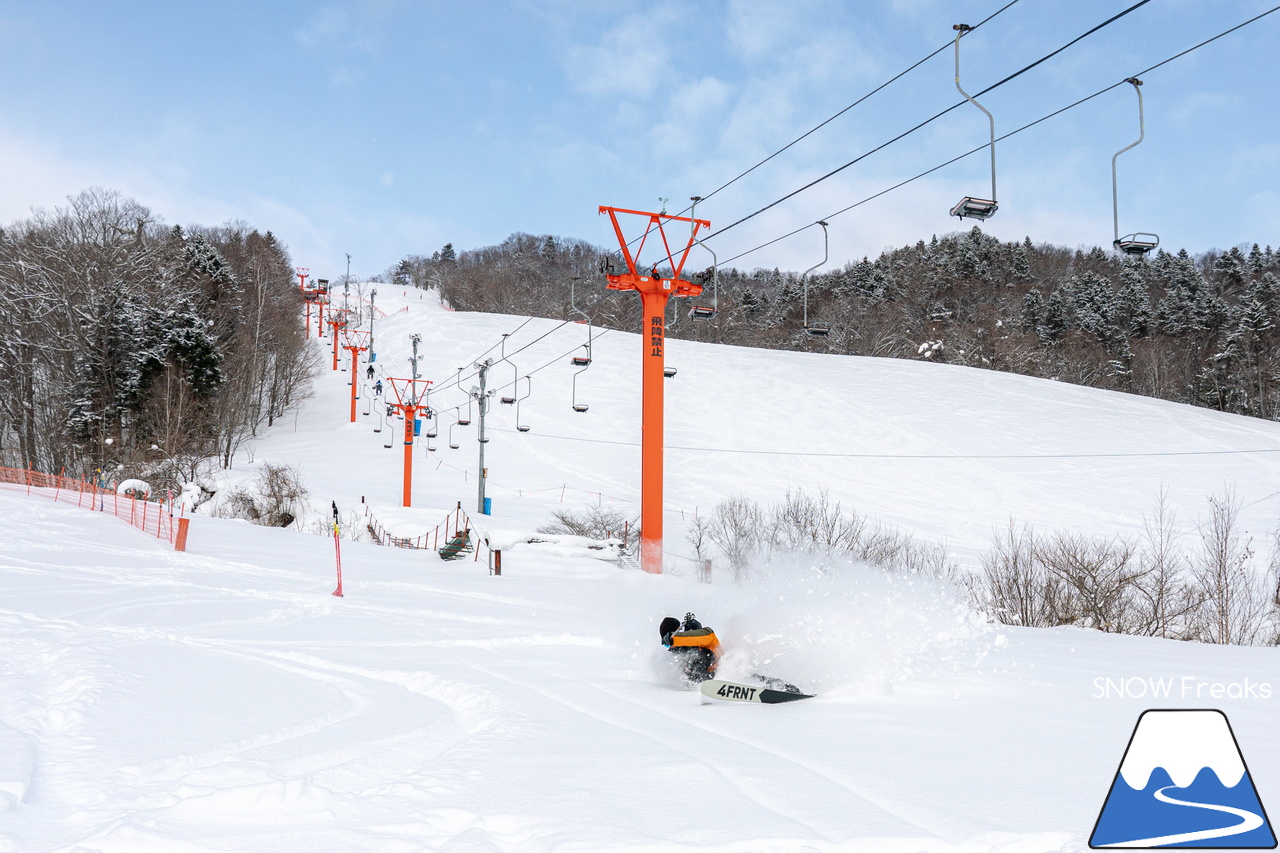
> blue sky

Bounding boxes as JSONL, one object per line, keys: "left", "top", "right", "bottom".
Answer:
{"left": 1, "top": 1, "right": 1277, "bottom": 280}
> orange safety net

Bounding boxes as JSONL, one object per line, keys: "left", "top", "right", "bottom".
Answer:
{"left": 0, "top": 466, "right": 184, "bottom": 549}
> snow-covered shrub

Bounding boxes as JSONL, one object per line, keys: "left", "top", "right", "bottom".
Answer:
{"left": 538, "top": 505, "right": 636, "bottom": 544}
{"left": 211, "top": 463, "right": 308, "bottom": 528}
{"left": 701, "top": 490, "right": 958, "bottom": 584}
{"left": 972, "top": 490, "right": 1280, "bottom": 645}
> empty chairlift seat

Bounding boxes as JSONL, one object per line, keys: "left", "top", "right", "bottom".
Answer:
{"left": 950, "top": 197, "right": 998, "bottom": 220}
{"left": 1114, "top": 233, "right": 1158, "bottom": 256}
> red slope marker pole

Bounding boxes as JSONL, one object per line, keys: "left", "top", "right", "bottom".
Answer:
{"left": 331, "top": 500, "right": 344, "bottom": 597}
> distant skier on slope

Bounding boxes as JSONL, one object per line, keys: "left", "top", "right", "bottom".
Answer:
{"left": 659, "top": 612, "right": 721, "bottom": 683}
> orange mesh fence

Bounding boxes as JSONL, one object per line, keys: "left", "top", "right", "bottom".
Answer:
{"left": 0, "top": 466, "right": 185, "bottom": 549}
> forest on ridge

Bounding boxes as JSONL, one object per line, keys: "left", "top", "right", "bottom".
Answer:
{"left": 391, "top": 227, "right": 1280, "bottom": 422}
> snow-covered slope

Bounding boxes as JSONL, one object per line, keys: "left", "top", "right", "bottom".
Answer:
{"left": 264, "top": 288, "right": 1280, "bottom": 567}
{"left": 2, "top": 289, "right": 1278, "bottom": 853}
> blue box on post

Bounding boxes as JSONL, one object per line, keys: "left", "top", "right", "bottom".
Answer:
{"left": 483, "top": 497, "right": 492, "bottom": 515}
{"left": 413, "top": 419, "right": 422, "bottom": 436}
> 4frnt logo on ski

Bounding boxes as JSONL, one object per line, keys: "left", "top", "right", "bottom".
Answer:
{"left": 700, "top": 678, "right": 814, "bottom": 704}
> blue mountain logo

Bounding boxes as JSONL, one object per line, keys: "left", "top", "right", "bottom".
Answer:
{"left": 1091, "top": 709, "right": 1276, "bottom": 848}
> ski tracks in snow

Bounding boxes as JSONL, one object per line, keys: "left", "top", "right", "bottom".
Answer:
{"left": 451, "top": 646, "right": 977, "bottom": 848}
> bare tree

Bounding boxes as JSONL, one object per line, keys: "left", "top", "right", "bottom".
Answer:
{"left": 1190, "top": 490, "right": 1274, "bottom": 644}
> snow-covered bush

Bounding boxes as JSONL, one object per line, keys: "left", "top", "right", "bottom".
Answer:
{"left": 699, "top": 489, "right": 958, "bottom": 584}
{"left": 538, "top": 505, "right": 636, "bottom": 544}
{"left": 211, "top": 463, "right": 308, "bottom": 528}
{"left": 973, "top": 490, "right": 1280, "bottom": 645}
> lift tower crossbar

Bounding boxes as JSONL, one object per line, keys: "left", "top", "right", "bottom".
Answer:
{"left": 598, "top": 205, "right": 710, "bottom": 574}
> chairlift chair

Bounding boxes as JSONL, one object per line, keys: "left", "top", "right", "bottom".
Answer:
{"left": 950, "top": 197, "right": 998, "bottom": 220}
{"left": 950, "top": 25, "right": 999, "bottom": 221}
{"left": 685, "top": 196, "right": 720, "bottom": 320}
{"left": 802, "top": 221, "right": 832, "bottom": 337}
{"left": 515, "top": 376, "right": 533, "bottom": 432}
{"left": 571, "top": 367, "right": 589, "bottom": 413}
{"left": 497, "top": 344, "right": 520, "bottom": 404}
{"left": 1115, "top": 233, "right": 1159, "bottom": 256}
{"left": 448, "top": 421, "right": 460, "bottom": 450}
{"left": 1111, "top": 79, "right": 1158, "bottom": 257}
{"left": 569, "top": 277, "right": 594, "bottom": 366}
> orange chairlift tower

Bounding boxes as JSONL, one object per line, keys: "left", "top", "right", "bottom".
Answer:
{"left": 598, "top": 205, "right": 709, "bottom": 574}
{"left": 384, "top": 333, "right": 432, "bottom": 507}
{"left": 340, "top": 328, "right": 370, "bottom": 422}
{"left": 314, "top": 279, "right": 330, "bottom": 339}
{"left": 327, "top": 311, "right": 350, "bottom": 371}
{"left": 298, "top": 268, "right": 316, "bottom": 336}
{"left": 385, "top": 376, "right": 432, "bottom": 507}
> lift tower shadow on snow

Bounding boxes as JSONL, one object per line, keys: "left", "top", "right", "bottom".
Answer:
{"left": 598, "top": 204, "right": 709, "bottom": 574}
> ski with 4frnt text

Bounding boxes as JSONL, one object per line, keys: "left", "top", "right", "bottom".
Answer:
{"left": 700, "top": 678, "right": 814, "bottom": 705}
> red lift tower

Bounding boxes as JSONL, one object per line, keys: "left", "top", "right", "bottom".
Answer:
{"left": 297, "top": 268, "right": 315, "bottom": 336}
{"left": 598, "top": 205, "right": 709, "bottom": 574}
{"left": 340, "top": 329, "right": 370, "bottom": 422}
{"left": 327, "top": 312, "right": 349, "bottom": 371}
{"left": 385, "top": 377, "right": 433, "bottom": 507}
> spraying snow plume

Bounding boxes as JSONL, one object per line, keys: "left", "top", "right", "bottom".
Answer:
{"left": 710, "top": 553, "right": 995, "bottom": 695}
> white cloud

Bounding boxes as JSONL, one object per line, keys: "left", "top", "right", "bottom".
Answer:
{"left": 563, "top": 5, "right": 684, "bottom": 98}
{"left": 1170, "top": 90, "right": 1247, "bottom": 128}
{"left": 295, "top": 6, "right": 350, "bottom": 49}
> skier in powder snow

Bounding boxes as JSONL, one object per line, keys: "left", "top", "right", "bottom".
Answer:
{"left": 660, "top": 612, "right": 721, "bottom": 683}
{"left": 659, "top": 613, "right": 807, "bottom": 695}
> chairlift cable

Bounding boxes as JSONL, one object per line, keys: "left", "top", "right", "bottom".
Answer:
{"left": 707, "top": 0, "right": 1156, "bottom": 243}
{"left": 719, "top": 4, "right": 1280, "bottom": 267}
{"left": 440, "top": 317, "right": 585, "bottom": 396}
{"left": 668, "top": 0, "right": 1025, "bottom": 219}
{"left": 603, "top": 1, "right": 1025, "bottom": 261}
